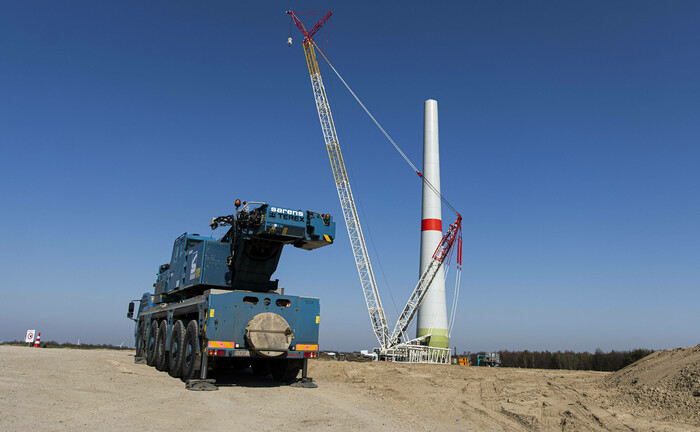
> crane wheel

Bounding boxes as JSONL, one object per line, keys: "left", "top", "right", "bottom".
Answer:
{"left": 181, "top": 320, "right": 199, "bottom": 380}
{"left": 135, "top": 321, "right": 145, "bottom": 358}
{"left": 271, "top": 359, "right": 302, "bottom": 383}
{"left": 230, "top": 358, "right": 250, "bottom": 370}
{"left": 251, "top": 359, "right": 271, "bottom": 377}
{"left": 168, "top": 320, "right": 185, "bottom": 377}
{"left": 146, "top": 320, "right": 158, "bottom": 366}
{"left": 156, "top": 321, "right": 169, "bottom": 371}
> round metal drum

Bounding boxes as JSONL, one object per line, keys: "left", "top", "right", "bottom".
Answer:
{"left": 245, "top": 312, "right": 293, "bottom": 357}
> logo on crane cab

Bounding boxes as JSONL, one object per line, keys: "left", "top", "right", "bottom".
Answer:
{"left": 270, "top": 207, "right": 303, "bottom": 217}
{"left": 269, "top": 207, "right": 305, "bottom": 222}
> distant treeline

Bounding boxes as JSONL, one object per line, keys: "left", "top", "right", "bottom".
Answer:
{"left": 1, "top": 340, "right": 133, "bottom": 350}
{"left": 467, "top": 349, "right": 654, "bottom": 372}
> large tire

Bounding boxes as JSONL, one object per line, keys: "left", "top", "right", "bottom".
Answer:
{"left": 135, "top": 321, "right": 145, "bottom": 358}
{"left": 231, "top": 358, "right": 250, "bottom": 370}
{"left": 146, "top": 320, "right": 158, "bottom": 366}
{"left": 271, "top": 359, "right": 302, "bottom": 383}
{"left": 251, "top": 358, "right": 271, "bottom": 377}
{"left": 168, "top": 320, "right": 185, "bottom": 377}
{"left": 156, "top": 321, "right": 169, "bottom": 371}
{"left": 181, "top": 320, "right": 199, "bottom": 380}
{"left": 141, "top": 323, "right": 149, "bottom": 355}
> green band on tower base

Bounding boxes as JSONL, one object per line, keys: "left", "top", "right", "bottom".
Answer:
{"left": 416, "top": 328, "right": 449, "bottom": 349}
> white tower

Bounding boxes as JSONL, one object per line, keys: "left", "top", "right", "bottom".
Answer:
{"left": 416, "top": 99, "right": 449, "bottom": 348}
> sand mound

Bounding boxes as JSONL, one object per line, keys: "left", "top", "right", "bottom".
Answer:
{"left": 606, "top": 344, "right": 700, "bottom": 425}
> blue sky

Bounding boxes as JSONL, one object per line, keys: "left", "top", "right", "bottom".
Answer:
{"left": 1, "top": 1, "right": 698, "bottom": 352}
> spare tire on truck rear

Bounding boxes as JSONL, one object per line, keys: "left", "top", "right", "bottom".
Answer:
{"left": 245, "top": 313, "right": 293, "bottom": 357}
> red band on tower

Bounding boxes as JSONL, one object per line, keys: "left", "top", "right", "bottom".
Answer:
{"left": 421, "top": 219, "right": 442, "bottom": 232}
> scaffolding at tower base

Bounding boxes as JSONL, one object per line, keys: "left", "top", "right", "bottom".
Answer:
{"left": 382, "top": 345, "right": 452, "bottom": 364}
{"left": 376, "top": 333, "right": 451, "bottom": 364}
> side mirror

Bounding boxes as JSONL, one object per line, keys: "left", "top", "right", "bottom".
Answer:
{"left": 127, "top": 302, "right": 135, "bottom": 319}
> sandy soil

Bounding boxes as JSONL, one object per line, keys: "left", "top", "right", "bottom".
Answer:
{"left": 0, "top": 345, "right": 697, "bottom": 431}
{"left": 605, "top": 344, "right": 700, "bottom": 427}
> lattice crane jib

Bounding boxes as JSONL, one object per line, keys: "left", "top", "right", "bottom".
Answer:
{"left": 288, "top": 11, "right": 390, "bottom": 349}
{"left": 287, "top": 11, "right": 463, "bottom": 354}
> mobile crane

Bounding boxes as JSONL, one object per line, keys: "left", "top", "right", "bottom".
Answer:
{"left": 127, "top": 200, "right": 335, "bottom": 389}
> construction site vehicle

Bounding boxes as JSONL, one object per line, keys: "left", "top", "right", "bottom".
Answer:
{"left": 126, "top": 200, "right": 335, "bottom": 389}
{"left": 477, "top": 352, "right": 501, "bottom": 367}
{"left": 454, "top": 356, "right": 470, "bottom": 366}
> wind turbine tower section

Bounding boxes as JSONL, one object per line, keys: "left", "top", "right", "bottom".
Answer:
{"left": 416, "top": 99, "right": 450, "bottom": 349}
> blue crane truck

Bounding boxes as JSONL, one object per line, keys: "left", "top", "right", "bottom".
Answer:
{"left": 126, "top": 200, "right": 336, "bottom": 389}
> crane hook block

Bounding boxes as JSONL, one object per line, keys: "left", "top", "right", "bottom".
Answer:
{"left": 287, "top": 37, "right": 292, "bottom": 47}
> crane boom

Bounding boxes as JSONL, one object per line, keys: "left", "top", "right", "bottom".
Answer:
{"left": 288, "top": 11, "right": 462, "bottom": 354}
{"left": 289, "top": 11, "right": 390, "bottom": 348}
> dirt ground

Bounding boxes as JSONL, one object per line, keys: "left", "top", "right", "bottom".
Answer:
{"left": 0, "top": 345, "right": 698, "bottom": 431}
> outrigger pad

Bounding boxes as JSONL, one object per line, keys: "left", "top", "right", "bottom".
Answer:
{"left": 290, "top": 377, "right": 318, "bottom": 389}
{"left": 185, "top": 379, "right": 219, "bottom": 391}
{"left": 134, "top": 356, "right": 146, "bottom": 365}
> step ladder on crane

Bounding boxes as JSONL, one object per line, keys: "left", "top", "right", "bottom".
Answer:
{"left": 287, "top": 10, "right": 463, "bottom": 364}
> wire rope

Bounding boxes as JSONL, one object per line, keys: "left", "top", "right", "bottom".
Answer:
{"left": 324, "top": 67, "right": 401, "bottom": 319}
{"left": 294, "top": 25, "right": 465, "bottom": 351}
{"left": 312, "top": 41, "right": 459, "bottom": 217}
{"left": 313, "top": 38, "right": 465, "bottom": 344}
